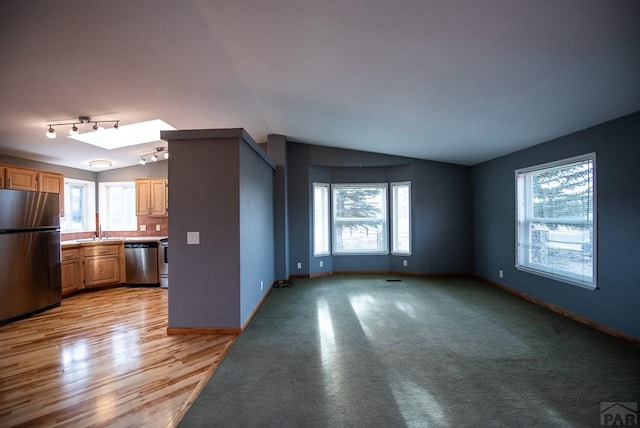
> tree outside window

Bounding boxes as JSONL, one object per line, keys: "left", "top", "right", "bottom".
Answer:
{"left": 332, "top": 184, "right": 388, "bottom": 254}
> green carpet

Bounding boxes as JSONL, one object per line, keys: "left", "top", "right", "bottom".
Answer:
{"left": 180, "top": 275, "right": 640, "bottom": 427}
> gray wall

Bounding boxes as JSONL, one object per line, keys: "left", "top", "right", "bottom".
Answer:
{"left": 287, "top": 142, "right": 473, "bottom": 276}
{"left": 97, "top": 161, "right": 167, "bottom": 181}
{"left": 164, "top": 129, "right": 275, "bottom": 329}
{"left": 239, "top": 142, "right": 274, "bottom": 322}
{"left": 167, "top": 135, "right": 241, "bottom": 328}
{"left": 472, "top": 112, "right": 640, "bottom": 339}
{"left": 266, "top": 134, "right": 289, "bottom": 281}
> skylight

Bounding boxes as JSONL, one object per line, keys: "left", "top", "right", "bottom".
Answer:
{"left": 69, "top": 119, "right": 176, "bottom": 149}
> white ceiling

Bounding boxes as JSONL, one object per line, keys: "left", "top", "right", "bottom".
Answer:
{"left": 0, "top": 0, "right": 638, "bottom": 171}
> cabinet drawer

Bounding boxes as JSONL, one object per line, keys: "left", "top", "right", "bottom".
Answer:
{"left": 62, "top": 248, "right": 79, "bottom": 261}
{"left": 82, "top": 244, "right": 121, "bottom": 257}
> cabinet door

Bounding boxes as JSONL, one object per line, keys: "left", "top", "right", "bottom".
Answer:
{"left": 5, "top": 167, "right": 38, "bottom": 191}
{"left": 150, "top": 180, "right": 168, "bottom": 216}
{"left": 84, "top": 255, "right": 120, "bottom": 287}
{"left": 39, "top": 172, "right": 65, "bottom": 216}
{"left": 0, "top": 166, "right": 5, "bottom": 188}
{"left": 136, "top": 180, "right": 152, "bottom": 215}
{"left": 61, "top": 259, "right": 81, "bottom": 295}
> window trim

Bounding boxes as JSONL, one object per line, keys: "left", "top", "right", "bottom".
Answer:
{"left": 515, "top": 153, "right": 597, "bottom": 289}
{"left": 391, "top": 181, "right": 412, "bottom": 255}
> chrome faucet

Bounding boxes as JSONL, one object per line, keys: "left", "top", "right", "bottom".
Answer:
{"left": 99, "top": 224, "right": 103, "bottom": 240}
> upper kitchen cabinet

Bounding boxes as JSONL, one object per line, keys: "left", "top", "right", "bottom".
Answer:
{"left": 136, "top": 178, "right": 168, "bottom": 216}
{"left": 3, "top": 166, "right": 38, "bottom": 190}
{"left": 39, "top": 171, "right": 65, "bottom": 217}
{"left": 0, "top": 165, "right": 65, "bottom": 216}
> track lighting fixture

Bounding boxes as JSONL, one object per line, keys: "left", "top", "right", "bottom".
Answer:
{"left": 45, "top": 115, "right": 119, "bottom": 139}
{"left": 139, "top": 147, "right": 169, "bottom": 165}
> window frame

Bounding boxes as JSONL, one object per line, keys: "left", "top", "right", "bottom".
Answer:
{"left": 391, "top": 181, "right": 412, "bottom": 255}
{"left": 313, "top": 182, "right": 331, "bottom": 256}
{"left": 60, "top": 178, "right": 96, "bottom": 233}
{"left": 98, "top": 181, "right": 137, "bottom": 232}
{"left": 515, "top": 153, "right": 597, "bottom": 289}
{"left": 331, "top": 183, "right": 388, "bottom": 255}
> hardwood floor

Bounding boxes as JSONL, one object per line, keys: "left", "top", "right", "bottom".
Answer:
{"left": 0, "top": 287, "right": 236, "bottom": 427}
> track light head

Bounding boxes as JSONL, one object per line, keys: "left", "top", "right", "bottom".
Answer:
{"left": 113, "top": 121, "right": 119, "bottom": 130}
{"left": 46, "top": 126, "right": 56, "bottom": 139}
{"left": 69, "top": 125, "right": 79, "bottom": 136}
{"left": 139, "top": 147, "right": 168, "bottom": 165}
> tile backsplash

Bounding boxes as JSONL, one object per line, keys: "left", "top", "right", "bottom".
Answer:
{"left": 61, "top": 215, "right": 168, "bottom": 241}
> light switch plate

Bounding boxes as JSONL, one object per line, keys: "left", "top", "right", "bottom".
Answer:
{"left": 187, "top": 231, "right": 200, "bottom": 245}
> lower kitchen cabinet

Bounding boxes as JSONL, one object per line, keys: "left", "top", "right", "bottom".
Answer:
{"left": 61, "top": 247, "right": 82, "bottom": 295}
{"left": 84, "top": 255, "right": 121, "bottom": 287}
{"left": 79, "top": 242, "right": 126, "bottom": 288}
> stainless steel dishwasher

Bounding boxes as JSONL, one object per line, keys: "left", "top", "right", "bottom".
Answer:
{"left": 125, "top": 242, "right": 159, "bottom": 285}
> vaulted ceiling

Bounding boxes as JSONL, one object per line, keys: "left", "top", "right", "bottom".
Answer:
{"left": 1, "top": 0, "right": 638, "bottom": 171}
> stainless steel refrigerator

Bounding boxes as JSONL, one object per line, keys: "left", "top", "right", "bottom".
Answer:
{"left": 0, "top": 189, "right": 62, "bottom": 324}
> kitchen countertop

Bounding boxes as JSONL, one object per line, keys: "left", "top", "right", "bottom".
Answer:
{"left": 61, "top": 236, "right": 167, "bottom": 247}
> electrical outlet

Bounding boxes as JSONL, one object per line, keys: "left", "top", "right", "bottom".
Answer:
{"left": 140, "top": 224, "right": 146, "bottom": 231}
{"left": 319, "top": 260, "right": 323, "bottom": 268}
{"left": 403, "top": 260, "right": 408, "bottom": 267}
{"left": 499, "top": 270, "right": 504, "bottom": 278}
{"left": 297, "top": 262, "right": 302, "bottom": 269}
{"left": 156, "top": 224, "right": 161, "bottom": 231}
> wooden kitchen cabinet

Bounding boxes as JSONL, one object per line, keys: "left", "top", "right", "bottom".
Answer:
{"left": 4, "top": 166, "right": 38, "bottom": 191}
{"left": 0, "top": 165, "right": 65, "bottom": 216}
{"left": 136, "top": 178, "right": 168, "bottom": 216}
{"left": 82, "top": 243, "right": 125, "bottom": 288}
{"left": 61, "top": 247, "right": 82, "bottom": 295}
{"left": 38, "top": 171, "right": 65, "bottom": 216}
